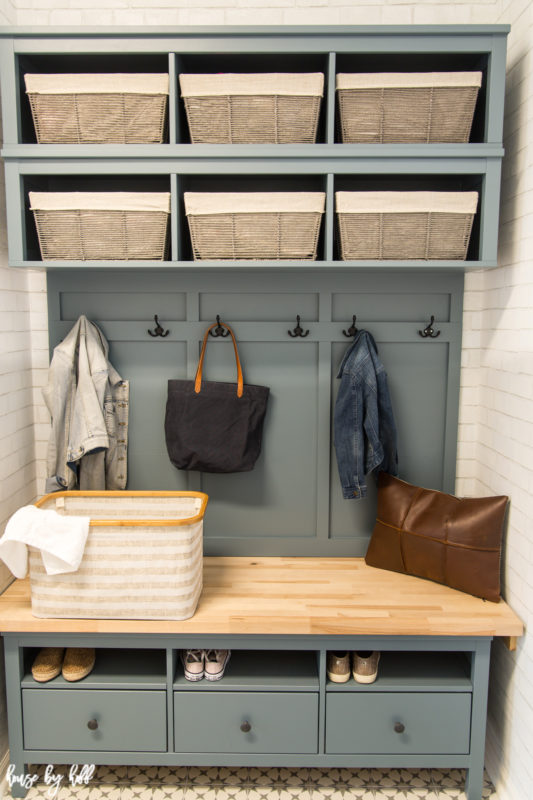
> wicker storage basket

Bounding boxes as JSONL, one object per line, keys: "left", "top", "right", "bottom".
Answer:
{"left": 24, "top": 73, "right": 169, "bottom": 144}
{"left": 180, "top": 73, "right": 324, "bottom": 144}
{"left": 185, "top": 192, "right": 325, "bottom": 260}
{"left": 29, "top": 491, "right": 208, "bottom": 620}
{"left": 336, "top": 72, "right": 482, "bottom": 143}
{"left": 336, "top": 191, "right": 478, "bottom": 260}
{"left": 29, "top": 191, "right": 170, "bottom": 261}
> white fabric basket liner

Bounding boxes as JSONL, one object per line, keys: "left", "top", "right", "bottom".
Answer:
{"left": 335, "top": 191, "right": 479, "bottom": 215}
{"left": 180, "top": 73, "right": 324, "bottom": 97}
{"left": 336, "top": 72, "right": 482, "bottom": 90}
{"left": 185, "top": 192, "right": 326, "bottom": 215}
{"left": 29, "top": 192, "right": 171, "bottom": 213}
{"left": 25, "top": 73, "right": 169, "bottom": 95}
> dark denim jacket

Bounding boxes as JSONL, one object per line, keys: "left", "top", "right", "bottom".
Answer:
{"left": 334, "top": 330, "right": 398, "bottom": 499}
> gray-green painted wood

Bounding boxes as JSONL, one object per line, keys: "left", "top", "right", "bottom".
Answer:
{"left": 325, "top": 692, "right": 471, "bottom": 754}
{"left": 2, "top": 632, "right": 493, "bottom": 800}
{"left": 174, "top": 691, "right": 319, "bottom": 754}
{"left": 326, "top": 652, "right": 471, "bottom": 692}
{"left": 3, "top": 639, "right": 28, "bottom": 799}
{"left": 0, "top": 26, "right": 508, "bottom": 800}
{"left": 46, "top": 269, "right": 463, "bottom": 557}
{"left": 21, "top": 649, "right": 167, "bottom": 690}
{"left": 22, "top": 689, "right": 167, "bottom": 751}
{"left": 173, "top": 650, "right": 318, "bottom": 691}
{"left": 466, "top": 639, "right": 492, "bottom": 800}
{"left": 2, "top": 154, "right": 500, "bottom": 267}
{"left": 0, "top": 24, "right": 507, "bottom": 269}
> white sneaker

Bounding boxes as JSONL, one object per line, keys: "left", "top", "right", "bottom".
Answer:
{"left": 181, "top": 649, "right": 204, "bottom": 681}
{"left": 204, "top": 649, "right": 231, "bottom": 681}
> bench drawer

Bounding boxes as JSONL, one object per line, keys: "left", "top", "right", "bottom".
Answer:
{"left": 326, "top": 692, "right": 471, "bottom": 755}
{"left": 23, "top": 689, "right": 167, "bottom": 751}
{"left": 174, "top": 691, "right": 318, "bottom": 753}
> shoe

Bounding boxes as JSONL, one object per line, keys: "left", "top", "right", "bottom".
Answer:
{"left": 62, "top": 648, "right": 96, "bottom": 682}
{"left": 181, "top": 649, "right": 204, "bottom": 681}
{"left": 204, "top": 649, "right": 230, "bottom": 681}
{"left": 31, "top": 647, "right": 64, "bottom": 683}
{"left": 352, "top": 651, "right": 380, "bottom": 684}
{"left": 326, "top": 651, "right": 350, "bottom": 683}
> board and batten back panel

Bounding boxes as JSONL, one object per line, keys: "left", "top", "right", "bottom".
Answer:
{"left": 47, "top": 269, "right": 463, "bottom": 557}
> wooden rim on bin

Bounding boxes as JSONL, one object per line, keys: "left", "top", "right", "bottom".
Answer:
{"left": 35, "top": 490, "right": 209, "bottom": 527}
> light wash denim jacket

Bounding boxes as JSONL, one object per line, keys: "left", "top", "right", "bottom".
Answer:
{"left": 42, "top": 315, "right": 129, "bottom": 493}
{"left": 334, "top": 330, "right": 398, "bottom": 499}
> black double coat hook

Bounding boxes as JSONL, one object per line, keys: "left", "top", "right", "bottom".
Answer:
{"left": 147, "top": 315, "right": 169, "bottom": 337}
{"left": 288, "top": 315, "right": 309, "bottom": 338}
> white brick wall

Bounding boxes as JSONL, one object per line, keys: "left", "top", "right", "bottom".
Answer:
{"left": 0, "top": 102, "right": 46, "bottom": 592}
{"left": 0, "top": 77, "right": 46, "bottom": 763}
{"left": 0, "top": 2, "right": 532, "bottom": 798}
{"left": 457, "top": 2, "right": 533, "bottom": 798}
{"left": 8, "top": 0, "right": 504, "bottom": 27}
{"left": 0, "top": 1, "right": 16, "bottom": 26}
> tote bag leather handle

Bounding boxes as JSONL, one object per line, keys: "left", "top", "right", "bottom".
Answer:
{"left": 194, "top": 322, "right": 244, "bottom": 398}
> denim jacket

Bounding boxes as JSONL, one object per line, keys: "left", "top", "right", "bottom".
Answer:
{"left": 334, "top": 330, "right": 398, "bottom": 499}
{"left": 42, "top": 315, "right": 129, "bottom": 493}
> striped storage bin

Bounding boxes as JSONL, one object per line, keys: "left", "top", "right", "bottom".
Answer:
{"left": 185, "top": 191, "right": 325, "bottom": 260}
{"left": 336, "top": 72, "right": 482, "bottom": 143}
{"left": 336, "top": 191, "right": 478, "bottom": 260}
{"left": 29, "top": 191, "right": 171, "bottom": 261}
{"left": 25, "top": 73, "right": 169, "bottom": 143}
{"left": 29, "top": 491, "right": 208, "bottom": 620}
{"left": 180, "top": 73, "right": 324, "bottom": 143}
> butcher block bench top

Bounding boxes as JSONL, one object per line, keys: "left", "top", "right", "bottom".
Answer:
{"left": 0, "top": 557, "right": 524, "bottom": 639}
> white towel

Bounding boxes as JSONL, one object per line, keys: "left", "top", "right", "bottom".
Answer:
{"left": 0, "top": 505, "right": 90, "bottom": 579}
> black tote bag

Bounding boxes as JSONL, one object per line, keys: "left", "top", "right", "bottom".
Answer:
{"left": 165, "top": 322, "right": 270, "bottom": 473}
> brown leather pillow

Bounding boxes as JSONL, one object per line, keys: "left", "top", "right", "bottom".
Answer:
{"left": 365, "top": 473, "right": 508, "bottom": 602}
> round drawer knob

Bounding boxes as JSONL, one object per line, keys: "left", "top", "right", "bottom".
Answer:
{"left": 394, "top": 722, "right": 405, "bottom": 734}
{"left": 240, "top": 720, "right": 252, "bottom": 733}
{"left": 87, "top": 719, "right": 98, "bottom": 731}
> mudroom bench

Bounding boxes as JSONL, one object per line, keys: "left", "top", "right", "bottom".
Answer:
{"left": 0, "top": 557, "right": 523, "bottom": 800}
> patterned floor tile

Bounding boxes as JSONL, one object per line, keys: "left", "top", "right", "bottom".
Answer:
{"left": 121, "top": 788, "right": 158, "bottom": 800}
{"left": 429, "top": 771, "right": 465, "bottom": 789}
{"left": 126, "top": 768, "right": 180, "bottom": 785}
{"left": 156, "top": 768, "right": 190, "bottom": 785}
{"left": 308, "top": 791, "right": 374, "bottom": 800}
{"left": 438, "top": 792, "right": 467, "bottom": 800}
{"left": 5, "top": 767, "right": 499, "bottom": 800}
{"left": 149, "top": 789, "right": 188, "bottom": 800}
{"left": 307, "top": 790, "right": 344, "bottom": 800}
{"left": 246, "top": 791, "right": 312, "bottom": 800}
{"left": 94, "top": 767, "right": 130, "bottom": 784}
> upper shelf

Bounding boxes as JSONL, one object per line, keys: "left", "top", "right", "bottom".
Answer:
{"left": 0, "top": 25, "right": 508, "bottom": 272}
{"left": 0, "top": 25, "right": 509, "bottom": 147}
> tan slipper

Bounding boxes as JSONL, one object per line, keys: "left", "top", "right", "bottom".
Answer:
{"left": 62, "top": 647, "right": 96, "bottom": 682}
{"left": 31, "top": 647, "right": 64, "bottom": 683}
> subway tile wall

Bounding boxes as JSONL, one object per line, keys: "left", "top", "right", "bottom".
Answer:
{"left": 0, "top": 2, "right": 531, "bottom": 799}
{"left": 456, "top": 2, "right": 533, "bottom": 799}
